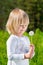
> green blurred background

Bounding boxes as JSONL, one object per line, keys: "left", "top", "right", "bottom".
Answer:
{"left": 0, "top": 0, "right": 43, "bottom": 31}
{"left": 0, "top": 0, "right": 43, "bottom": 65}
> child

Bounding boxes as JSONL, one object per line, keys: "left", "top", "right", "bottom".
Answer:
{"left": 6, "top": 8, "right": 35, "bottom": 65}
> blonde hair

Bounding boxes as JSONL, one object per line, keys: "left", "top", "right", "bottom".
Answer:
{"left": 6, "top": 8, "right": 29, "bottom": 34}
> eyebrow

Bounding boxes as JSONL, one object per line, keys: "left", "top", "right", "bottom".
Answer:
{"left": 20, "top": 24, "right": 28, "bottom": 26}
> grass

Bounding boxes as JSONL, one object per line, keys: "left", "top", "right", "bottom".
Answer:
{"left": 0, "top": 29, "right": 43, "bottom": 65}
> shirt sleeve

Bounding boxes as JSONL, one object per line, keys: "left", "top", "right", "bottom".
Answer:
{"left": 25, "top": 36, "right": 30, "bottom": 52}
{"left": 6, "top": 35, "right": 24, "bottom": 60}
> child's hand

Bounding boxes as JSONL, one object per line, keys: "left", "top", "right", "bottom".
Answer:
{"left": 30, "top": 44, "right": 35, "bottom": 52}
{"left": 30, "top": 44, "right": 35, "bottom": 51}
{"left": 29, "top": 44, "right": 35, "bottom": 58}
{"left": 24, "top": 44, "right": 35, "bottom": 59}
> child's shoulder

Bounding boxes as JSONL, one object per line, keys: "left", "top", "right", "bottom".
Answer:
{"left": 8, "top": 34, "right": 16, "bottom": 40}
{"left": 6, "top": 34, "right": 17, "bottom": 44}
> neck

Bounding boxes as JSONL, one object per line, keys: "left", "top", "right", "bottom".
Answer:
{"left": 13, "top": 32, "right": 23, "bottom": 37}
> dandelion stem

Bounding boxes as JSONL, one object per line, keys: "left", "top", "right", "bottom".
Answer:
{"left": 31, "top": 36, "right": 32, "bottom": 43}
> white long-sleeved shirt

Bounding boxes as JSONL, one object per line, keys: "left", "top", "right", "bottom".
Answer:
{"left": 6, "top": 34, "right": 30, "bottom": 65}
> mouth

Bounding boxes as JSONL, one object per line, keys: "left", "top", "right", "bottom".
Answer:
{"left": 21, "top": 29, "right": 24, "bottom": 31}
{"left": 19, "top": 30, "right": 24, "bottom": 33}
{"left": 21, "top": 30, "right": 23, "bottom": 31}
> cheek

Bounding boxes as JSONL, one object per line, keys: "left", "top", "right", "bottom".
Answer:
{"left": 24, "top": 27, "right": 27, "bottom": 31}
{"left": 18, "top": 26, "right": 22, "bottom": 30}
{"left": 17, "top": 27, "right": 21, "bottom": 32}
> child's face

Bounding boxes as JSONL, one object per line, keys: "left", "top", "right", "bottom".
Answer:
{"left": 15, "top": 23, "right": 28, "bottom": 36}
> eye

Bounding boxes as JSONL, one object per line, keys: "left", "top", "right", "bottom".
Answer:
{"left": 25, "top": 25, "right": 27, "bottom": 26}
{"left": 20, "top": 25, "right": 22, "bottom": 26}
{"left": 25, "top": 25, "right": 28, "bottom": 27}
{"left": 19, "top": 24, "right": 28, "bottom": 28}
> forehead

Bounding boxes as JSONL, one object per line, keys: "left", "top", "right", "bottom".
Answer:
{"left": 20, "top": 20, "right": 29, "bottom": 25}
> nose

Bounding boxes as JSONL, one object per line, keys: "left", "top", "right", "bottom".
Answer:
{"left": 22, "top": 25, "right": 25, "bottom": 28}
{"left": 20, "top": 26, "right": 25, "bottom": 31}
